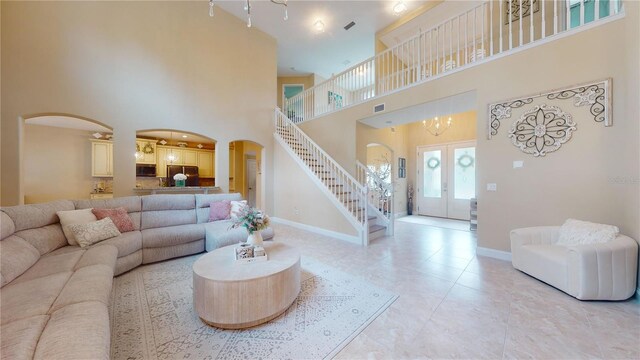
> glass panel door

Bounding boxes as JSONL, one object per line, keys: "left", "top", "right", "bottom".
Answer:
{"left": 423, "top": 150, "right": 443, "bottom": 198}
{"left": 453, "top": 147, "right": 476, "bottom": 200}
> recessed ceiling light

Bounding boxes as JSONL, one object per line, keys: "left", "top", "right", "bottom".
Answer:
{"left": 182, "top": 135, "right": 188, "bottom": 138}
{"left": 393, "top": 2, "right": 407, "bottom": 15}
{"left": 314, "top": 20, "right": 325, "bottom": 33}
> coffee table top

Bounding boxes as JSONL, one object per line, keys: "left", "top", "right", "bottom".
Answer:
{"left": 193, "top": 242, "right": 300, "bottom": 282}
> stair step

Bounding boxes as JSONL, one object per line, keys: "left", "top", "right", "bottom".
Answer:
{"left": 369, "top": 224, "right": 386, "bottom": 234}
{"left": 368, "top": 216, "right": 377, "bottom": 221}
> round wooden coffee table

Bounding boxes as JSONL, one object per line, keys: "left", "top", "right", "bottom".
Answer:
{"left": 193, "top": 242, "right": 301, "bottom": 329}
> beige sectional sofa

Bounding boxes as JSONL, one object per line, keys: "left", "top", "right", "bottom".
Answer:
{"left": 0, "top": 193, "right": 274, "bottom": 359}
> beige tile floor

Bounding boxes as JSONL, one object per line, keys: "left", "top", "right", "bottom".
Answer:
{"left": 272, "top": 220, "right": 640, "bottom": 360}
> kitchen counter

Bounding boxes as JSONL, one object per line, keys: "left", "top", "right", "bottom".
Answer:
{"left": 134, "top": 186, "right": 222, "bottom": 195}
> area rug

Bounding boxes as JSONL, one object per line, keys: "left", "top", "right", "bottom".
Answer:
{"left": 109, "top": 254, "right": 397, "bottom": 360}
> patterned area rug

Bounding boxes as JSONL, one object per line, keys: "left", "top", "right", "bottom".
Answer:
{"left": 109, "top": 254, "right": 397, "bottom": 359}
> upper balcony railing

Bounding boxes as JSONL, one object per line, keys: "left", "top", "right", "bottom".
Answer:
{"left": 284, "top": 0, "right": 623, "bottom": 124}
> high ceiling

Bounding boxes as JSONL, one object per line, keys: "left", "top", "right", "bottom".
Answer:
{"left": 215, "top": 0, "right": 428, "bottom": 78}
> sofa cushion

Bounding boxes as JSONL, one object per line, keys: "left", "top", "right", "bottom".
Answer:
{"left": 0, "top": 315, "right": 49, "bottom": 360}
{"left": 1, "top": 200, "right": 74, "bottom": 232}
{"left": 0, "top": 211, "right": 15, "bottom": 240}
{"left": 141, "top": 209, "right": 196, "bottom": 230}
{"left": 230, "top": 200, "right": 248, "bottom": 220}
{"left": 557, "top": 219, "right": 620, "bottom": 246}
{"left": 68, "top": 218, "right": 121, "bottom": 248}
{"left": 92, "top": 207, "right": 136, "bottom": 233}
{"left": 142, "top": 194, "right": 195, "bottom": 211}
{"left": 14, "top": 224, "right": 68, "bottom": 256}
{"left": 142, "top": 240, "right": 204, "bottom": 264}
{"left": 114, "top": 250, "right": 142, "bottom": 276}
{"left": 34, "top": 301, "right": 110, "bottom": 360}
{"left": 1, "top": 272, "right": 72, "bottom": 325}
{"left": 11, "top": 249, "right": 83, "bottom": 285}
{"left": 209, "top": 200, "right": 231, "bottom": 221}
{"left": 74, "top": 196, "right": 142, "bottom": 231}
{"left": 50, "top": 265, "right": 114, "bottom": 313}
{"left": 141, "top": 223, "right": 205, "bottom": 248}
{"left": 56, "top": 208, "right": 97, "bottom": 246}
{"left": 90, "top": 230, "right": 142, "bottom": 258}
{"left": 0, "top": 235, "right": 41, "bottom": 287}
{"left": 75, "top": 245, "right": 118, "bottom": 270}
{"left": 195, "top": 193, "right": 242, "bottom": 223}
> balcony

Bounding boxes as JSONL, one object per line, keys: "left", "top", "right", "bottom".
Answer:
{"left": 284, "top": 0, "right": 624, "bottom": 124}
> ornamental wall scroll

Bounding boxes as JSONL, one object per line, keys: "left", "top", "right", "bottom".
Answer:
{"left": 487, "top": 78, "right": 611, "bottom": 139}
{"left": 505, "top": 0, "right": 540, "bottom": 24}
{"left": 508, "top": 104, "right": 576, "bottom": 157}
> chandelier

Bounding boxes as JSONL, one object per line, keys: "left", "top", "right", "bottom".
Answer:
{"left": 422, "top": 116, "right": 453, "bottom": 136}
{"left": 209, "top": 0, "right": 288, "bottom": 28}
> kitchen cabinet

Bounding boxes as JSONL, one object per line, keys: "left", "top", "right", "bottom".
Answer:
{"left": 91, "top": 140, "right": 113, "bottom": 177}
{"left": 182, "top": 149, "right": 198, "bottom": 166}
{"left": 135, "top": 139, "right": 157, "bottom": 164}
{"left": 156, "top": 145, "right": 214, "bottom": 178}
{"left": 197, "top": 151, "right": 214, "bottom": 178}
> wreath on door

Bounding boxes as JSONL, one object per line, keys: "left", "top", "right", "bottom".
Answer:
{"left": 426, "top": 157, "right": 441, "bottom": 170}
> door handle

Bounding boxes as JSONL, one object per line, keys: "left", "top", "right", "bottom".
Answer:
{"left": 443, "top": 182, "right": 448, "bottom": 192}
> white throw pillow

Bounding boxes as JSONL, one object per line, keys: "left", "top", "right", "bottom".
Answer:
{"left": 229, "top": 200, "right": 248, "bottom": 220}
{"left": 67, "top": 218, "right": 121, "bottom": 248}
{"left": 557, "top": 219, "right": 619, "bottom": 246}
{"left": 57, "top": 208, "right": 98, "bottom": 246}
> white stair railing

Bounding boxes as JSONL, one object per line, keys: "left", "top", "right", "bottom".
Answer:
{"left": 274, "top": 108, "right": 370, "bottom": 245}
{"left": 356, "top": 161, "right": 394, "bottom": 235}
{"left": 284, "top": 0, "right": 624, "bottom": 123}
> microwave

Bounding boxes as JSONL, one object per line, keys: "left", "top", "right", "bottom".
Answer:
{"left": 136, "top": 164, "right": 156, "bottom": 177}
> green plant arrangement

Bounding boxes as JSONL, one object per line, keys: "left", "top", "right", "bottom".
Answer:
{"left": 231, "top": 207, "right": 271, "bottom": 235}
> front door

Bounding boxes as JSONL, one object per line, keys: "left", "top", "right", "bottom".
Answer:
{"left": 416, "top": 141, "right": 476, "bottom": 220}
{"left": 416, "top": 145, "right": 448, "bottom": 218}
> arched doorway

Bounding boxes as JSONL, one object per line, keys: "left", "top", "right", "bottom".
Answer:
{"left": 229, "top": 140, "right": 265, "bottom": 209}
{"left": 23, "top": 114, "right": 113, "bottom": 203}
{"left": 136, "top": 129, "right": 217, "bottom": 188}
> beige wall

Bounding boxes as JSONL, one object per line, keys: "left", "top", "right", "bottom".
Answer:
{"left": 287, "top": 9, "right": 639, "bottom": 254}
{"left": 273, "top": 144, "right": 357, "bottom": 237}
{"left": 1, "top": 2, "right": 277, "bottom": 212}
{"left": 23, "top": 125, "right": 94, "bottom": 203}
{"left": 230, "top": 140, "right": 263, "bottom": 207}
{"left": 277, "top": 75, "right": 315, "bottom": 109}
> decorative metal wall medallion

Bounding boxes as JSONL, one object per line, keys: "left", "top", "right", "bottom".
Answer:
{"left": 488, "top": 78, "right": 611, "bottom": 139}
{"left": 508, "top": 104, "right": 576, "bottom": 157}
{"left": 505, "top": 0, "right": 540, "bottom": 24}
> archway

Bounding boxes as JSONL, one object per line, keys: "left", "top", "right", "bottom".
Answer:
{"left": 136, "top": 129, "right": 217, "bottom": 188}
{"left": 229, "top": 140, "right": 265, "bottom": 209}
{"left": 22, "top": 114, "right": 113, "bottom": 203}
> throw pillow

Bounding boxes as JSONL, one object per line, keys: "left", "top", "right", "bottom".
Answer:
{"left": 557, "top": 219, "right": 619, "bottom": 246}
{"left": 229, "top": 200, "right": 248, "bottom": 220}
{"left": 92, "top": 207, "right": 136, "bottom": 233}
{"left": 57, "top": 208, "right": 98, "bottom": 246}
{"left": 67, "top": 218, "right": 121, "bottom": 248}
{"left": 209, "top": 200, "right": 231, "bottom": 221}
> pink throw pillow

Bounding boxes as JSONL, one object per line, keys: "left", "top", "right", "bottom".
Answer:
{"left": 209, "top": 201, "right": 231, "bottom": 222}
{"left": 92, "top": 207, "right": 135, "bottom": 233}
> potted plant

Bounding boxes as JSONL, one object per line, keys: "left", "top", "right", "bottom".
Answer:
{"left": 173, "top": 173, "right": 187, "bottom": 187}
{"left": 407, "top": 183, "right": 414, "bottom": 215}
{"left": 231, "top": 207, "right": 271, "bottom": 246}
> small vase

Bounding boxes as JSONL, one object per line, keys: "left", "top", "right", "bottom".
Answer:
{"left": 175, "top": 179, "right": 186, "bottom": 187}
{"left": 247, "top": 231, "right": 263, "bottom": 246}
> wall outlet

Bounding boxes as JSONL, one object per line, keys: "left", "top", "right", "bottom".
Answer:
{"left": 487, "top": 183, "right": 497, "bottom": 191}
{"left": 513, "top": 160, "right": 524, "bottom": 168}
{"left": 293, "top": 207, "right": 300, "bottom": 215}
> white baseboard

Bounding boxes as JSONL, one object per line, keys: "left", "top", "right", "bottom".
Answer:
{"left": 394, "top": 211, "right": 408, "bottom": 219}
{"left": 476, "top": 246, "right": 512, "bottom": 262}
{"left": 270, "top": 217, "right": 361, "bottom": 245}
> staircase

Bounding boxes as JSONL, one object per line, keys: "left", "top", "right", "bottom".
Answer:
{"left": 355, "top": 161, "right": 393, "bottom": 240}
{"left": 275, "top": 108, "right": 381, "bottom": 245}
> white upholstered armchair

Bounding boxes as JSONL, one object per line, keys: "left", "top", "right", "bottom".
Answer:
{"left": 511, "top": 226, "right": 638, "bottom": 300}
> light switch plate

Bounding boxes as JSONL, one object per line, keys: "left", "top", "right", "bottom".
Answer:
{"left": 487, "top": 183, "right": 497, "bottom": 191}
{"left": 513, "top": 160, "right": 524, "bottom": 168}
